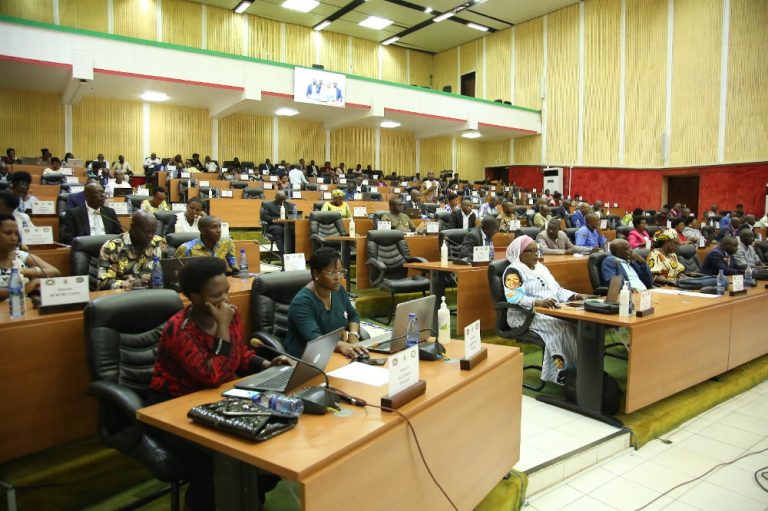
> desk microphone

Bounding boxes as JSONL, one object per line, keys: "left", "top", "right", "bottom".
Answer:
{"left": 250, "top": 341, "right": 340, "bottom": 414}
{"left": 93, "top": 209, "right": 125, "bottom": 233}
{"left": 442, "top": 236, "right": 470, "bottom": 265}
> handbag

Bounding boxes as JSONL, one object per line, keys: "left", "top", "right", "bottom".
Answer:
{"left": 188, "top": 399, "right": 298, "bottom": 441}
{"left": 583, "top": 299, "right": 619, "bottom": 315}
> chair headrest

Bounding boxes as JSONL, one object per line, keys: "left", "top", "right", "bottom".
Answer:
{"left": 72, "top": 234, "right": 120, "bottom": 257}
{"left": 309, "top": 211, "right": 342, "bottom": 223}
{"left": 154, "top": 211, "right": 176, "bottom": 223}
{"left": 166, "top": 232, "right": 198, "bottom": 248}
{"left": 252, "top": 270, "right": 312, "bottom": 304}
{"left": 677, "top": 244, "right": 697, "bottom": 258}
{"left": 367, "top": 229, "right": 405, "bottom": 244}
{"left": 86, "top": 289, "right": 183, "bottom": 332}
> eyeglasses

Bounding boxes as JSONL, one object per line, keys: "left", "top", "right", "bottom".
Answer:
{"left": 322, "top": 270, "right": 345, "bottom": 278}
{"left": 522, "top": 248, "right": 538, "bottom": 254}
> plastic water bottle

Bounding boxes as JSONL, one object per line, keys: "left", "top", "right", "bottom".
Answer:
{"left": 440, "top": 240, "right": 448, "bottom": 266}
{"left": 279, "top": 203, "right": 286, "bottom": 220}
{"left": 537, "top": 244, "right": 543, "bottom": 260}
{"left": 406, "top": 313, "right": 419, "bottom": 348}
{"left": 239, "top": 249, "right": 249, "bottom": 280}
{"left": 437, "top": 297, "right": 450, "bottom": 344}
{"left": 252, "top": 392, "right": 304, "bottom": 417}
{"left": 716, "top": 269, "right": 727, "bottom": 295}
{"left": 150, "top": 256, "right": 164, "bottom": 289}
{"left": 292, "top": 205, "right": 297, "bottom": 219}
{"left": 619, "top": 282, "right": 631, "bottom": 317}
{"left": 745, "top": 266, "right": 754, "bottom": 286}
{"left": 8, "top": 263, "right": 25, "bottom": 318}
{"left": 349, "top": 217, "right": 356, "bottom": 237}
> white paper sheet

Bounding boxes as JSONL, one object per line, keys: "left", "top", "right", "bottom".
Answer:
{"left": 651, "top": 288, "right": 721, "bottom": 299}
{"left": 328, "top": 362, "right": 389, "bottom": 387}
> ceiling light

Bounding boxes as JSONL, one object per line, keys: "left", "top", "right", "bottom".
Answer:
{"left": 461, "top": 131, "right": 482, "bottom": 139}
{"left": 473, "top": 0, "right": 488, "bottom": 4}
{"left": 275, "top": 107, "right": 299, "bottom": 117}
{"left": 380, "top": 121, "right": 401, "bottom": 128}
{"left": 233, "top": 1, "right": 252, "bottom": 14}
{"left": 140, "top": 91, "right": 168, "bottom": 102}
{"left": 424, "top": 7, "right": 433, "bottom": 13}
{"left": 314, "top": 20, "right": 331, "bottom": 31}
{"left": 281, "top": 0, "right": 318, "bottom": 13}
{"left": 467, "top": 23, "right": 489, "bottom": 31}
{"left": 433, "top": 12, "right": 454, "bottom": 23}
{"left": 359, "top": 16, "right": 393, "bottom": 30}
{"left": 381, "top": 36, "right": 399, "bottom": 46}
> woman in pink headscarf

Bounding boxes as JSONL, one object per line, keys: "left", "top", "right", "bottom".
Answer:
{"left": 503, "top": 235, "right": 589, "bottom": 384}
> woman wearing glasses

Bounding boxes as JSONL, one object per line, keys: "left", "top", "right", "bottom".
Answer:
{"left": 503, "top": 235, "right": 589, "bottom": 384}
{"left": 285, "top": 247, "right": 368, "bottom": 358}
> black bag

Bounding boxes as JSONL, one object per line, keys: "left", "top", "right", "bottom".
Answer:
{"left": 677, "top": 276, "right": 718, "bottom": 289}
{"left": 562, "top": 369, "right": 622, "bottom": 415}
{"left": 188, "top": 399, "right": 298, "bottom": 441}
{"left": 583, "top": 300, "right": 619, "bottom": 315}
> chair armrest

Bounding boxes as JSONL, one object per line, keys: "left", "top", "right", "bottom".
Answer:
{"left": 250, "top": 332, "right": 286, "bottom": 357}
{"left": 594, "top": 286, "right": 608, "bottom": 296}
{"left": 309, "top": 234, "right": 324, "bottom": 242}
{"left": 366, "top": 259, "right": 387, "bottom": 287}
{"left": 405, "top": 256, "right": 428, "bottom": 263}
{"left": 88, "top": 379, "right": 143, "bottom": 416}
{"left": 494, "top": 301, "right": 535, "bottom": 335}
{"left": 87, "top": 380, "right": 145, "bottom": 452}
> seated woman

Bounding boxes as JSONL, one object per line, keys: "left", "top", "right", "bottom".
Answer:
{"left": 503, "top": 236, "right": 588, "bottom": 384}
{"left": 627, "top": 215, "right": 651, "bottom": 249}
{"left": 140, "top": 186, "right": 170, "bottom": 213}
{"left": 320, "top": 188, "right": 352, "bottom": 218}
{"left": 171, "top": 196, "right": 204, "bottom": 233}
{"left": 284, "top": 247, "right": 368, "bottom": 358}
{"left": 148, "top": 257, "right": 291, "bottom": 510}
{"left": 0, "top": 213, "right": 61, "bottom": 301}
{"left": 646, "top": 229, "right": 685, "bottom": 285}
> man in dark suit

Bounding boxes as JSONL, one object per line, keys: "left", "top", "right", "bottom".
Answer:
{"left": 457, "top": 216, "right": 499, "bottom": 260}
{"left": 449, "top": 198, "right": 477, "bottom": 230}
{"left": 61, "top": 182, "right": 122, "bottom": 244}
{"left": 601, "top": 238, "right": 654, "bottom": 291}
{"left": 260, "top": 191, "right": 293, "bottom": 254}
{"left": 259, "top": 159, "right": 275, "bottom": 174}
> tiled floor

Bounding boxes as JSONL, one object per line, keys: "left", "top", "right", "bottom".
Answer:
{"left": 523, "top": 380, "right": 768, "bottom": 511}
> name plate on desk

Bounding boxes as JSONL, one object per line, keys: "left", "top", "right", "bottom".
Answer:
{"left": 262, "top": 169, "right": 269, "bottom": 175}
{"left": 320, "top": 184, "right": 328, "bottom": 190}
{"left": 323, "top": 192, "right": 332, "bottom": 200}
{"left": 60, "top": 168, "right": 73, "bottom": 176}
{"left": 106, "top": 201, "right": 129, "bottom": 215}
{"left": 388, "top": 345, "right": 419, "bottom": 396}
{"left": 293, "top": 191, "right": 302, "bottom": 199}
{"left": 377, "top": 220, "right": 391, "bottom": 230}
{"left": 339, "top": 178, "right": 347, "bottom": 184}
{"left": 600, "top": 219, "right": 608, "bottom": 230}
{"left": 370, "top": 186, "right": 377, "bottom": 193}
{"left": 263, "top": 183, "right": 273, "bottom": 189}
{"left": 353, "top": 207, "right": 367, "bottom": 217}
{"left": 135, "top": 188, "right": 150, "bottom": 196}
{"left": 394, "top": 188, "right": 401, "bottom": 194}
{"left": 65, "top": 176, "right": 79, "bottom": 184}
{"left": 40, "top": 276, "right": 89, "bottom": 308}
{"left": 220, "top": 190, "right": 233, "bottom": 198}
{"left": 613, "top": 202, "right": 618, "bottom": 208}
{"left": 732, "top": 275, "right": 744, "bottom": 292}
{"left": 180, "top": 171, "right": 190, "bottom": 178}
{"left": 528, "top": 198, "right": 534, "bottom": 205}
{"left": 240, "top": 174, "right": 250, "bottom": 180}
{"left": 698, "top": 237, "right": 706, "bottom": 247}
{"left": 284, "top": 253, "right": 306, "bottom": 272}
{"left": 353, "top": 193, "right": 363, "bottom": 200}
{"left": 199, "top": 180, "right": 210, "bottom": 187}
{"left": 69, "top": 185, "right": 84, "bottom": 194}
{"left": 32, "top": 201, "right": 55, "bottom": 215}
{"left": 426, "top": 221, "right": 439, "bottom": 233}
{"left": 22, "top": 226, "right": 54, "bottom": 245}
{"left": 362, "top": 180, "right": 369, "bottom": 185}
{"left": 464, "top": 320, "right": 482, "bottom": 359}
{"left": 639, "top": 290, "right": 652, "bottom": 311}
{"left": 269, "top": 176, "right": 278, "bottom": 182}
{"left": 172, "top": 203, "right": 186, "bottom": 212}
{"left": 292, "top": 184, "right": 301, "bottom": 190}
{"left": 220, "top": 222, "right": 230, "bottom": 238}
{"left": 473, "top": 245, "right": 490, "bottom": 262}
{"left": 400, "top": 181, "right": 408, "bottom": 187}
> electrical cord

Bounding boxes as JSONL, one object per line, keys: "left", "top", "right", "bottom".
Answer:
{"left": 755, "top": 465, "right": 768, "bottom": 493}
{"left": 4, "top": 466, "right": 147, "bottom": 490}
{"left": 325, "top": 387, "right": 459, "bottom": 511}
{"left": 633, "top": 446, "right": 768, "bottom": 510}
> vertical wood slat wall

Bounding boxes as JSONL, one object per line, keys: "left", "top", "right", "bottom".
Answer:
{"left": 218, "top": 114, "right": 272, "bottom": 165}
{"left": 72, "top": 97, "right": 143, "bottom": 170}
{"left": 162, "top": 0, "right": 201, "bottom": 48}
{"left": 278, "top": 117, "right": 324, "bottom": 165}
{"left": 114, "top": 0, "right": 156, "bottom": 40}
{"left": 380, "top": 130, "right": 416, "bottom": 174}
{"left": 149, "top": 103, "right": 211, "bottom": 160}
{"left": 0, "top": 88, "right": 64, "bottom": 159}
{"left": 513, "top": 18, "right": 544, "bottom": 165}
{"left": 419, "top": 137, "right": 452, "bottom": 175}
{"left": 59, "top": 0, "right": 107, "bottom": 32}
{"left": 330, "top": 127, "right": 375, "bottom": 168}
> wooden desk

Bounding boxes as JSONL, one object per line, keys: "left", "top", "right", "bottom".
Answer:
{"left": 138, "top": 342, "right": 523, "bottom": 511}
{"left": 29, "top": 245, "right": 72, "bottom": 276}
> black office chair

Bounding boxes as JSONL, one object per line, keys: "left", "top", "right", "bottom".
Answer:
{"left": 231, "top": 181, "right": 248, "bottom": 190}
{"left": 422, "top": 203, "right": 438, "bottom": 215}
{"left": 57, "top": 192, "right": 70, "bottom": 217}
{"left": 564, "top": 227, "right": 579, "bottom": 244}
{"left": 84, "top": 290, "right": 186, "bottom": 511}
{"left": 587, "top": 252, "right": 611, "bottom": 295}
{"left": 154, "top": 211, "right": 177, "bottom": 236}
{"left": 645, "top": 226, "right": 661, "bottom": 238}
{"left": 438, "top": 228, "right": 469, "bottom": 260}
{"left": 605, "top": 214, "right": 621, "bottom": 230}
{"left": 435, "top": 210, "right": 453, "bottom": 231}
{"left": 259, "top": 205, "right": 282, "bottom": 264}
{"left": 365, "top": 230, "right": 429, "bottom": 324}
{"left": 755, "top": 241, "right": 768, "bottom": 264}
{"left": 42, "top": 174, "right": 65, "bottom": 185}
{"left": 127, "top": 195, "right": 146, "bottom": 213}
{"left": 616, "top": 226, "right": 633, "bottom": 239}
{"left": 365, "top": 192, "right": 382, "bottom": 201}
{"left": 166, "top": 232, "right": 198, "bottom": 258}
{"left": 517, "top": 226, "right": 541, "bottom": 239}
{"left": 71, "top": 234, "right": 120, "bottom": 290}
{"left": 677, "top": 244, "right": 703, "bottom": 274}
{"left": 309, "top": 211, "right": 345, "bottom": 252}
{"left": 633, "top": 247, "right": 650, "bottom": 259}
{"left": 305, "top": 183, "right": 318, "bottom": 191}
{"left": 313, "top": 201, "right": 325, "bottom": 212}
{"left": 488, "top": 260, "right": 546, "bottom": 391}
{"left": 243, "top": 187, "right": 264, "bottom": 199}
{"left": 250, "top": 270, "right": 312, "bottom": 355}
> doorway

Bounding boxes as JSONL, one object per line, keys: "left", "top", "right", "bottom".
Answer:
{"left": 461, "top": 72, "right": 476, "bottom": 97}
{"left": 666, "top": 175, "right": 700, "bottom": 215}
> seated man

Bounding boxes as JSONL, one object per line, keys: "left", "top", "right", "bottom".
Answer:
{"left": 536, "top": 219, "right": 582, "bottom": 255}
{"left": 478, "top": 197, "right": 498, "bottom": 218}
{"left": 97, "top": 211, "right": 167, "bottom": 290}
{"left": 42, "top": 157, "right": 64, "bottom": 176}
{"left": 497, "top": 200, "right": 516, "bottom": 232}
{"left": 570, "top": 203, "right": 589, "bottom": 228}
{"left": 402, "top": 189, "right": 425, "bottom": 213}
{"left": 261, "top": 191, "right": 293, "bottom": 253}
{"left": 457, "top": 216, "right": 498, "bottom": 260}
{"left": 105, "top": 169, "right": 132, "bottom": 197}
{"left": 716, "top": 216, "right": 741, "bottom": 241}
{"left": 61, "top": 182, "right": 122, "bottom": 244}
{"left": 141, "top": 186, "right": 170, "bottom": 213}
{"left": 575, "top": 213, "right": 607, "bottom": 249}
{"left": 532, "top": 204, "right": 552, "bottom": 229}
{"left": 732, "top": 229, "right": 766, "bottom": 270}
{"left": 110, "top": 154, "right": 134, "bottom": 177}
{"left": 701, "top": 237, "right": 742, "bottom": 276}
{"left": 450, "top": 198, "right": 477, "bottom": 230}
{"left": 176, "top": 216, "right": 238, "bottom": 274}
{"left": 66, "top": 177, "right": 99, "bottom": 209}
{"left": 379, "top": 197, "right": 415, "bottom": 233}
{"left": 321, "top": 189, "right": 352, "bottom": 218}
{"left": 601, "top": 239, "right": 653, "bottom": 291}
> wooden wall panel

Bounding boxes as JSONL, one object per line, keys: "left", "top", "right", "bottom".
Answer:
{"left": 249, "top": 16, "right": 281, "bottom": 61}
{"left": 319, "top": 32, "right": 349, "bottom": 74}
{"left": 419, "top": 137, "right": 452, "bottom": 174}
{"left": 162, "top": 0, "right": 201, "bottom": 48}
{"left": 114, "top": 0, "right": 157, "bottom": 40}
{"left": 0, "top": 0, "right": 53, "bottom": 23}
{"left": 278, "top": 117, "right": 324, "bottom": 164}
{"left": 433, "top": 47, "right": 458, "bottom": 93}
{"left": 60, "top": 0, "right": 107, "bottom": 31}
{"left": 486, "top": 29, "right": 512, "bottom": 102}
{"left": 482, "top": 140, "right": 511, "bottom": 167}
{"left": 207, "top": 5, "right": 242, "bottom": 55}
{"left": 409, "top": 51, "right": 433, "bottom": 88}
{"left": 456, "top": 138, "right": 484, "bottom": 181}
{"left": 459, "top": 40, "right": 482, "bottom": 98}
{"left": 149, "top": 104, "right": 210, "bottom": 160}
{"left": 351, "top": 38, "right": 377, "bottom": 79}
{"left": 514, "top": 17, "right": 544, "bottom": 110}
{"left": 72, "top": 97, "right": 142, "bottom": 171}
{"left": 546, "top": 4, "right": 579, "bottom": 165}
{"left": 380, "top": 130, "right": 416, "bottom": 175}
{"left": 670, "top": 0, "right": 722, "bottom": 165}
{"left": 583, "top": 0, "right": 621, "bottom": 166}
{"left": 624, "top": 0, "right": 667, "bottom": 166}
{"left": 284, "top": 23, "right": 313, "bottom": 67}
{"left": 218, "top": 114, "right": 271, "bottom": 164}
{"left": 330, "top": 127, "right": 375, "bottom": 168}
{"left": 725, "top": 0, "right": 768, "bottom": 162}
{"left": 382, "top": 46, "right": 407, "bottom": 84}
{"left": 0, "top": 88, "right": 63, "bottom": 160}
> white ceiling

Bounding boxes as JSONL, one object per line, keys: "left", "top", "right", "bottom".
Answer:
{"left": 190, "top": 0, "right": 579, "bottom": 53}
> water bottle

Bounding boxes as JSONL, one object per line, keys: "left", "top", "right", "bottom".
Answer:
{"left": 349, "top": 217, "right": 356, "bottom": 237}
{"left": 292, "top": 205, "right": 297, "bottom": 219}
{"left": 406, "top": 313, "right": 419, "bottom": 348}
{"left": 279, "top": 203, "right": 286, "bottom": 220}
{"left": 150, "top": 256, "right": 164, "bottom": 289}
{"left": 716, "top": 269, "right": 727, "bottom": 295}
{"left": 239, "top": 249, "right": 249, "bottom": 280}
{"left": 8, "top": 263, "right": 25, "bottom": 318}
{"left": 745, "top": 266, "right": 754, "bottom": 286}
{"left": 437, "top": 297, "right": 450, "bottom": 344}
{"left": 619, "top": 282, "right": 631, "bottom": 317}
{"left": 537, "top": 244, "right": 543, "bottom": 260}
{"left": 252, "top": 392, "right": 304, "bottom": 417}
{"left": 440, "top": 240, "right": 448, "bottom": 266}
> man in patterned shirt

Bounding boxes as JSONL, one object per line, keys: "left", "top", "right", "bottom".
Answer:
{"left": 175, "top": 215, "right": 238, "bottom": 274}
{"left": 97, "top": 210, "right": 167, "bottom": 290}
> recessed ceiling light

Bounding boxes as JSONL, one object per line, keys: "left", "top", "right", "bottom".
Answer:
{"left": 276, "top": 107, "right": 299, "bottom": 117}
{"left": 381, "top": 36, "right": 399, "bottom": 46}
{"left": 424, "top": 7, "right": 433, "bottom": 13}
{"left": 380, "top": 121, "right": 401, "bottom": 128}
{"left": 432, "top": 12, "right": 454, "bottom": 23}
{"left": 140, "top": 91, "right": 168, "bottom": 102}
{"left": 467, "top": 23, "right": 489, "bottom": 32}
{"left": 281, "top": 0, "right": 318, "bottom": 13}
{"left": 359, "top": 16, "right": 393, "bottom": 30}
{"left": 233, "top": 1, "right": 252, "bottom": 14}
{"left": 314, "top": 20, "right": 331, "bottom": 31}
{"left": 461, "top": 131, "right": 482, "bottom": 139}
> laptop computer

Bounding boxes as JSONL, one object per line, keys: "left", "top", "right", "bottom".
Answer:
{"left": 235, "top": 327, "right": 343, "bottom": 392}
{"left": 363, "top": 295, "right": 436, "bottom": 354}
{"left": 113, "top": 187, "right": 133, "bottom": 197}
{"left": 159, "top": 258, "right": 184, "bottom": 290}
{"left": 405, "top": 208, "right": 423, "bottom": 219}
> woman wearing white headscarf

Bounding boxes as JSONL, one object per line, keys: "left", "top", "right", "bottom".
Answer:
{"left": 503, "top": 235, "right": 588, "bottom": 384}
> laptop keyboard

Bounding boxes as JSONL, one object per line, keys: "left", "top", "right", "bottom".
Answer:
{"left": 364, "top": 333, "right": 392, "bottom": 348}
{"left": 257, "top": 368, "right": 295, "bottom": 390}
